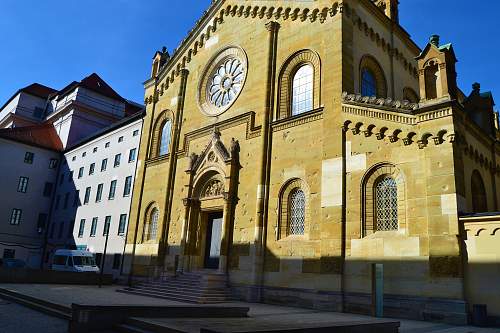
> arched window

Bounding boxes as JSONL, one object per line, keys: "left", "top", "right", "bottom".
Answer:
{"left": 471, "top": 170, "right": 487, "bottom": 213}
{"left": 288, "top": 188, "right": 305, "bottom": 235}
{"left": 374, "top": 176, "right": 398, "bottom": 231}
{"left": 159, "top": 120, "right": 172, "bottom": 156}
{"left": 425, "top": 62, "right": 439, "bottom": 100}
{"left": 361, "top": 68, "right": 377, "bottom": 97}
{"left": 147, "top": 208, "right": 159, "bottom": 241}
{"left": 291, "top": 65, "right": 314, "bottom": 116}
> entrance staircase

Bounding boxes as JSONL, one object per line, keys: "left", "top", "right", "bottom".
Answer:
{"left": 118, "top": 271, "right": 232, "bottom": 304}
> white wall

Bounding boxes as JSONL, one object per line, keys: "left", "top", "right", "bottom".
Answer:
{"left": 49, "top": 118, "right": 143, "bottom": 277}
{"left": 0, "top": 138, "right": 60, "bottom": 268}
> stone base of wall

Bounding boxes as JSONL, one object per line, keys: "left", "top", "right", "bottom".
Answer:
{"left": 231, "top": 284, "right": 468, "bottom": 325}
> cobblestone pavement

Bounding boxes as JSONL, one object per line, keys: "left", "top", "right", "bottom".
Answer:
{"left": 0, "top": 284, "right": 499, "bottom": 333}
{"left": 0, "top": 299, "right": 68, "bottom": 333}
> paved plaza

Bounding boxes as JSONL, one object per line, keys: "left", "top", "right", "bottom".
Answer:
{"left": 0, "top": 284, "right": 499, "bottom": 333}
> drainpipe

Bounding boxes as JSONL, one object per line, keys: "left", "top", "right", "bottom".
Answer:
{"left": 341, "top": 123, "right": 348, "bottom": 312}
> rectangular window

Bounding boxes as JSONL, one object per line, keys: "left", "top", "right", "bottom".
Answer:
{"left": 84, "top": 187, "right": 91, "bottom": 204}
{"left": 78, "top": 219, "right": 85, "bottom": 238}
{"left": 68, "top": 171, "right": 74, "bottom": 182}
{"left": 49, "top": 158, "right": 58, "bottom": 169}
{"left": 37, "top": 213, "right": 47, "bottom": 234}
{"left": 3, "top": 249, "right": 15, "bottom": 259}
{"left": 118, "top": 214, "right": 127, "bottom": 235}
{"left": 123, "top": 176, "right": 133, "bottom": 197}
{"left": 93, "top": 147, "right": 98, "bottom": 153}
{"left": 58, "top": 222, "right": 64, "bottom": 239}
{"left": 89, "top": 163, "right": 95, "bottom": 175}
{"left": 118, "top": 136, "right": 124, "bottom": 143}
{"left": 68, "top": 220, "right": 75, "bottom": 238}
{"left": 10, "top": 209, "right": 22, "bottom": 225}
{"left": 114, "top": 154, "right": 121, "bottom": 168}
{"left": 101, "top": 158, "right": 108, "bottom": 172}
{"left": 96, "top": 183, "right": 104, "bottom": 202}
{"left": 128, "top": 148, "right": 137, "bottom": 163}
{"left": 73, "top": 190, "right": 80, "bottom": 207}
{"left": 112, "top": 254, "right": 121, "bottom": 270}
{"left": 17, "top": 176, "right": 29, "bottom": 193}
{"left": 59, "top": 173, "right": 64, "bottom": 185}
{"left": 78, "top": 167, "right": 84, "bottom": 179}
{"left": 90, "top": 217, "right": 98, "bottom": 237}
{"left": 82, "top": 152, "right": 86, "bottom": 158}
{"left": 43, "top": 182, "right": 53, "bottom": 197}
{"left": 133, "top": 130, "right": 139, "bottom": 137}
{"left": 105, "top": 142, "right": 110, "bottom": 148}
{"left": 24, "top": 152, "right": 34, "bottom": 164}
{"left": 103, "top": 216, "right": 111, "bottom": 236}
{"left": 108, "top": 180, "right": 117, "bottom": 200}
{"left": 72, "top": 156, "right": 76, "bottom": 161}
{"left": 55, "top": 195, "right": 61, "bottom": 209}
{"left": 63, "top": 192, "right": 70, "bottom": 209}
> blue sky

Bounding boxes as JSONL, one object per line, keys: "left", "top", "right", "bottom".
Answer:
{"left": 1, "top": 0, "right": 498, "bottom": 105}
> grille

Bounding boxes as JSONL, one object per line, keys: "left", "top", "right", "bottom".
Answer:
{"left": 289, "top": 189, "right": 305, "bottom": 235}
{"left": 375, "top": 177, "right": 398, "bottom": 231}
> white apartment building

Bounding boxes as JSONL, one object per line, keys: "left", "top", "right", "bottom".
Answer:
{"left": 0, "top": 73, "right": 143, "bottom": 270}
{"left": 0, "top": 126, "right": 61, "bottom": 268}
{"left": 48, "top": 112, "right": 144, "bottom": 278}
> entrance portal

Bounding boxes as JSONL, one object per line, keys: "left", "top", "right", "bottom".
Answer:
{"left": 204, "top": 211, "right": 223, "bottom": 269}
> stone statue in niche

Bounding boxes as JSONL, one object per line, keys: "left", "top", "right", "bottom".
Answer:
{"left": 201, "top": 179, "right": 224, "bottom": 198}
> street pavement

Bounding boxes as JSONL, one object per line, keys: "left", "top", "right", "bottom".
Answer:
{"left": 0, "top": 299, "right": 67, "bottom": 333}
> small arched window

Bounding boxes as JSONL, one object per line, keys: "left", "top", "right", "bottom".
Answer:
{"left": 471, "top": 170, "right": 487, "bottom": 213}
{"left": 374, "top": 176, "right": 398, "bottom": 231}
{"left": 425, "top": 63, "right": 439, "bottom": 100}
{"left": 288, "top": 188, "right": 305, "bottom": 235}
{"left": 147, "top": 208, "right": 159, "bottom": 241}
{"left": 403, "top": 87, "right": 419, "bottom": 103}
{"left": 159, "top": 120, "right": 172, "bottom": 156}
{"left": 291, "top": 65, "right": 313, "bottom": 116}
{"left": 361, "top": 68, "right": 377, "bottom": 97}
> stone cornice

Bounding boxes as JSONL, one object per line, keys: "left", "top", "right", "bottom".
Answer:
{"left": 272, "top": 107, "right": 323, "bottom": 132}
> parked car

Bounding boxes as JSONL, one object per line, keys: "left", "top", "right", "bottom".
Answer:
{"left": 51, "top": 249, "right": 99, "bottom": 273}
{"left": 0, "top": 258, "right": 26, "bottom": 268}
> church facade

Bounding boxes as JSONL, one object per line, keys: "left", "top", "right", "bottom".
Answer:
{"left": 124, "top": 0, "right": 500, "bottom": 323}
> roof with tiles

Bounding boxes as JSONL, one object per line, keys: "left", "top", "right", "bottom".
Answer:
{"left": 0, "top": 124, "right": 63, "bottom": 151}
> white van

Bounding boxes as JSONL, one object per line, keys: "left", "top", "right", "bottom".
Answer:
{"left": 51, "top": 249, "right": 100, "bottom": 273}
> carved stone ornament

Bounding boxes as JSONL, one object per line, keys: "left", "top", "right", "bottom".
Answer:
{"left": 201, "top": 179, "right": 225, "bottom": 198}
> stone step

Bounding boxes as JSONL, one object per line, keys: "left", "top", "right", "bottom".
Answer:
{"left": 129, "top": 285, "right": 231, "bottom": 297}
{"left": 117, "top": 288, "right": 229, "bottom": 304}
{"left": 123, "top": 287, "right": 231, "bottom": 301}
{"left": 136, "top": 281, "right": 228, "bottom": 290}
{"left": 114, "top": 323, "right": 153, "bottom": 333}
{"left": 0, "top": 288, "right": 71, "bottom": 320}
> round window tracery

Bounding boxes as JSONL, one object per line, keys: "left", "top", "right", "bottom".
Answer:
{"left": 198, "top": 46, "right": 248, "bottom": 117}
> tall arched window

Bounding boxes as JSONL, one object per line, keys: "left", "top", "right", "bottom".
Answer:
{"left": 291, "top": 65, "right": 313, "bottom": 116}
{"left": 471, "top": 170, "right": 487, "bottom": 213}
{"left": 159, "top": 120, "right": 172, "bottom": 156}
{"left": 289, "top": 188, "right": 305, "bottom": 235}
{"left": 425, "top": 62, "right": 439, "bottom": 100}
{"left": 361, "top": 68, "right": 377, "bottom": 97}
{"left": 374, "top": 176, "right": 398, "bottom": 231}
{"left": 147, "top": 208, "right": 159, "bottom": 241}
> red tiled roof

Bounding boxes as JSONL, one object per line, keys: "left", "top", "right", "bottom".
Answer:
{"left": 0, "top": 124, "right": 63, "bottom": 151}
{"left": 57, "top": 73, "right": 124, "bottom": 102}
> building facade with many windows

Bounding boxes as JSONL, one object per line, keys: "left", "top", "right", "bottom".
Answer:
{"left": 48, "top": 112, "right": 143, "bottom": 277}
{"left": 125, "top": 0, "right": 500, "bottom": 324}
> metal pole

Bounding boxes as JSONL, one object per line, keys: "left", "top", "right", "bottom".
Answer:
{"left": 99, "top": 230, "right": 110, "bottom": 288}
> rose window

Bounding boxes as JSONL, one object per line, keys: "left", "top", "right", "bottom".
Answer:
{"left": 208, "top": 58, "right": 244, "bottom": 108}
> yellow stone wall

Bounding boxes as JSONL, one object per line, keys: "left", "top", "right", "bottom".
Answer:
{"left": 123, "top": 0, "right": 500, "bottom": 319}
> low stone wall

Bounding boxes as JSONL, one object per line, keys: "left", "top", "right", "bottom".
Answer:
{"left": 462, "top": 214, "right": 500, "bottom": 325}
{"left": 0, "top": 268, "right": 113, "bottom": 285}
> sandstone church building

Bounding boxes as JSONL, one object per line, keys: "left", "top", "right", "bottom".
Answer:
{"left": 123, "top": 0, "right": 500, "bottom": 323}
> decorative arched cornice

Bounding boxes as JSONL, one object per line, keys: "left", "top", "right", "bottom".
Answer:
{"left": 359, "top": 55, "right": 387, "bottom": 98}
{"left": 277, "top": 49, "right": 321, "bottom": 119}
{"left": 150, "top": 110, "right": 174, "bottom": 159}
{"left": 361, "top": 163, "right": 406, "bottom": 237}
{"left": 403, "top": 87, "right": 419, "bottom": 103}
{"left": 277, "top": 178, "right": 311, "bottom": 240}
